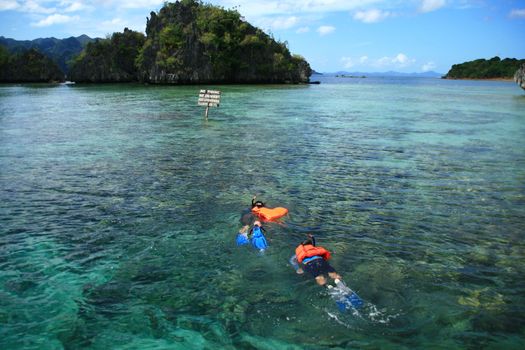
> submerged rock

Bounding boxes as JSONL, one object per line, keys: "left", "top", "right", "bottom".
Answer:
{"left": 514, "top": 63, "right": 525, "bottom": 90}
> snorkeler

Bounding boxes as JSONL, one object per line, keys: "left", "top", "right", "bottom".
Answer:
{"left": 289, "top": 234, "right": 341, "bottom": 286}
{"left": 290, "top": 234, "right": 363, "bottom": 309}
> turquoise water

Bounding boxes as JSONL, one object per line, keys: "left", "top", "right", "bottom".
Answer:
{"left": 1, "top": 77, "right": 524, "bottom": 349}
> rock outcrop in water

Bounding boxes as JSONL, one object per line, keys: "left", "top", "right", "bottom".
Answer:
{"left": 70, "top": 0, "right": 311, "bottom": 84}
{"left": 514, "top": 63, "right": 525, "bottom": 90}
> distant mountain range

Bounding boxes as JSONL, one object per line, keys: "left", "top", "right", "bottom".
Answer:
{"left": 0, "top": 35, "right": 96, "bottom": 73}
{"left": 317, "top": 71, "right": 444, "bottom": 78}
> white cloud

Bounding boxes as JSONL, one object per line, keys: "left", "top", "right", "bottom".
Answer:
{"left": 353, "top": 9, "right": 391, "bottom": 23}
{"left": 317, "top": 25, "right": 335, "bottom": 36}
{"left": 21, "top": 0, "right": 56, "bottom": 14}
{"left": 93, "top": 0, "right": 163, "bottom": 10}
{"left": 216, "top": 0, "right": 382, "bottom": 17}
{"left": 62, "top": 1, "right": 92, "bottom": 12}
{"left": 419, "top": 0, "right": 446, "bottom": 13}
{"left": 421, "top": 61, "right": 436, "bottom": 71}
{"left": 393, "top": 53, "right": 409, "bottom": 64}
{"left": 376, "top": 53, "right": 415, "bottom": 67}
{"left": 376, "top": 56, "right": 391, "bottom": 66}
{"left": 259, "top": 15, "right": 300, "bottom": 30}
{"left": 509, "top": 8, "right": 525, "bottom": 18}
{"left": 117, "top": 0, "right": 164, "bottom": 10}
{"left": 97, "top": 17, "right": 128, "bottom": 32}
{"left": 0, "top": 0, "right": 20, "bottom": 11}
{"left": 31, "top": 13, "right": 78, "bottom": 27}
{"left": 342, "top": 53, "right": 417, "bottom": 70}
{"left": 344, "top": 52, "right": 416, "bottom": 69}
{"left": 341, "top": 56, "right": 354, "bottom": 68}
{"left": 296, "top": 26, "right": 310, "bottom": 33}
{"left": 101, "top": 17, "right": 125, "bottom": 26}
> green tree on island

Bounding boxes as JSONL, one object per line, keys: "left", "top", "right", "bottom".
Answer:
{"left": 444, "top": 56, "right": 525, "bottom": 79}
{"left": 69, "top": 28, "right": 146, "bottom": 83}
{"left": 0, "top": 46, "right": 64, "bottom": 83}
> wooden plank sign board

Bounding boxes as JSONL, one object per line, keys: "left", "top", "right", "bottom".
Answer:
{"left": 198, "top": 89, "right": 221, "bottom": 120}
{"left": 198, "top": 90, "right": 221, "bottom": 107}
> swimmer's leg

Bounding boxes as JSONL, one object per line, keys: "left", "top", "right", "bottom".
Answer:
{"left": 328, "top": 271, "right": 342, "bottom": 280}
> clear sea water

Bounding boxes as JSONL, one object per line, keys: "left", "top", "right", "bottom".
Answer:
{"left": 1, "top": 76, "right": 524, "bottom": 349}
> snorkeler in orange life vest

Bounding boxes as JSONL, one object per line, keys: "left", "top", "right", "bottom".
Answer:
{"left": 290, "top": 234, "right": 341, "bottom": 286}
{"left": 290, "top": 234, "right": 364, "bottom": 310}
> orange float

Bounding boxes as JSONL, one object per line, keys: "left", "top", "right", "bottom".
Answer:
{"left": 251, "top": 206, "right": 288, "bottom": 222}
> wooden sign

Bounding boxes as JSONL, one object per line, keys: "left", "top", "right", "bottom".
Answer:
{"left": 198, "top": 89, "right": 221, "bottom": 120}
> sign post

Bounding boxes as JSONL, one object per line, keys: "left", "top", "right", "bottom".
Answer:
{"left": 198, "top": 89, "right": 221, "bottom": 120}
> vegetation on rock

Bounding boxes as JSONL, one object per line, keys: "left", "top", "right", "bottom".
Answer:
{"left": 0, "top": 47, "right": 64, "bottom": 83}
{"left": 69, "top": 29, "right": 146, "bottom": 83}
{"left": 444, "top": 57, "right": 525, "bottom": 79}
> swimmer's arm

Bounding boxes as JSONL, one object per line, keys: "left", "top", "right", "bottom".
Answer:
{"left": 289, "top": 255, "right": 303, "bottom": 274}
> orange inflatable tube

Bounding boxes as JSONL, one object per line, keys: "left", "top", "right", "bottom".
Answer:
{"left": 252, "top": 206, "right": 288, "bottom": 222}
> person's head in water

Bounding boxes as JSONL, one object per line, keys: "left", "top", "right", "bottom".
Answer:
{"left": 253, "top": 220, "right": 262, "bottom": 227}
{"left": 302, "top": 234, "right": 316, "bottom": 246}
{"left": 302, "top": 238, "right": 313, "bottom": 246}
{"left": 253, "top": 200, "right": 265, "bottom": 208}
{"left": 251, "top": 195, "right": 265, "bottom": 209}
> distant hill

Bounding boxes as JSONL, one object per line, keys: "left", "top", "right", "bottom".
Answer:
{"left": 328, "top": 71, "right": 443, "bottom": 78}
{"left": 444, "top": 57, "right": 525, "bottom": 79}
{"left": 0, "top": 35, "right": 95, "bottom": 73}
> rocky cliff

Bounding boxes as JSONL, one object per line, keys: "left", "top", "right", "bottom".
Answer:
{"left": 514, "top": 63, "right": 525, "bottom": 90}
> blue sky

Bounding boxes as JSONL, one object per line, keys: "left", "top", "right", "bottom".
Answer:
{"left": 1, "top": 0, "right": 524, "bottom": 73}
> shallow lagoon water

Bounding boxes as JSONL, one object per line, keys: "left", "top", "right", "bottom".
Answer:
{"left": 1, "top": 77, "right": 524, "bottom": 349}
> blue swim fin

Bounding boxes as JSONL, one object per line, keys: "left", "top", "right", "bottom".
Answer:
{"left": 250, "top": 227, "right": 268, "bottom": 251}
{"left": 236, "top": 233, "right": 249, "bottom": 246}
{"left": 331, "top": 279, "right": 364, "bottom": 311}
{"left": 346, "top": 291, "right": 364, "bottom": 308}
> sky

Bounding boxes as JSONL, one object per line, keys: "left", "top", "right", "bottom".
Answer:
{"left": 1, "top": 0, "right": 524, "bottom": 73}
